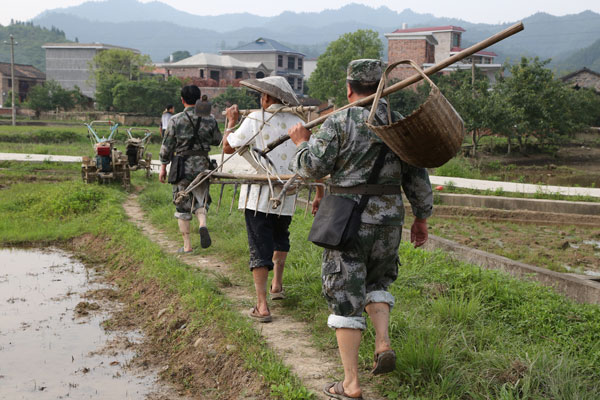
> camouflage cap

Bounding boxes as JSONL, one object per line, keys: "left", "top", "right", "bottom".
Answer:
{"left": 346, "top": 59, "right": 383, "bottom": 84}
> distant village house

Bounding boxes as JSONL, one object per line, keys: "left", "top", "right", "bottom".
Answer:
{"left": 158, "top": 37, "right": 305, "bottom": 98}
{"left": 43, "top": 43, "right": 140, "bottom": 99}
{"left": 0, "top": 62, "right": 45, "bottom": 105}
{"left": 561, "top": 67, "right": 600, "bottom": 93}
{"left": 385, "top": 25, "right": 501, "bottom": 84}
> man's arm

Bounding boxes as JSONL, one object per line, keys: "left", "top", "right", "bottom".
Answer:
{"left": 159, "top": 117, "right": 177, "bottom": 183}
{"left": 401, "top": 163, "right": 433, "bottom": 247}
{"left": 222, "top": 105, "right": 239, "bottom": 154}
{"left": 288, "top": 119, "right": 339, "bottom": 180}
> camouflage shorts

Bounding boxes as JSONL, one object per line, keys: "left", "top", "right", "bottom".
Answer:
{"left": 322, "top": 223, "right": 401, "bottom": 321}
{"left": 172, "top": 180, "right": 211, "bottom": 220}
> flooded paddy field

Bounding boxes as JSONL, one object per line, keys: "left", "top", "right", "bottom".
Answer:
{"left": 0, "top": 247, "right": 182, "bottom": 399}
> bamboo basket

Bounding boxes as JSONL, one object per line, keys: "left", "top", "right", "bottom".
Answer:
{"left": 366, "top": 60, "right": 465, "bottom": 168}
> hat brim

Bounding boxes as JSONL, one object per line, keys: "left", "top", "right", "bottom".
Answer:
{"left": 240, "top": 79, "right": 300, "bottom": 106}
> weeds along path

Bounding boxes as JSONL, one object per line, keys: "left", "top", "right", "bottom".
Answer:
{"left": 123, "top": 193, "right": 386, "bottom": 400}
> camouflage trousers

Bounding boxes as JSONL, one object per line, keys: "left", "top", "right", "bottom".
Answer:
{"left": 322, "top": 223, "right": 401, "bottom": 330}
{"left": 172, "top": 179, "right": 211, "bottom": 220}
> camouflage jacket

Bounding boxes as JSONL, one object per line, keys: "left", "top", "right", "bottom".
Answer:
{"left": 292, "top": 99, "right": 433, "bottom": 226}
{"left": 160, "top": 106, "right": 222, "bottom": 182}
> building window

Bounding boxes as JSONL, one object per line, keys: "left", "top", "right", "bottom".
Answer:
{"left": 452, "top": 33, "right": 460, "bottom": 48}
{"left": 200, "top": 69, "right": 204, "bottom": 78}
{"left": 287, "top": 77, "right": 295, "bottom": 88}
{"left": 288, "top": 56, "right": 295, "bottom": 70}
{"left": 256, "top": 71, "right": 265, "bottom": 78}
{"left": 210, "top": 70, "right": 220, "bottom": 81}
{"left": 278, "top": 55, "right": 283, "bottom": 67}
{"left": 235, "top": 71, "right": 243, "bottom": 79}
{"left": 297, "top": 58, "right": 303, "bottom": 70}
{"left": 297, "top": 79, "right": 302, "bottom": 91}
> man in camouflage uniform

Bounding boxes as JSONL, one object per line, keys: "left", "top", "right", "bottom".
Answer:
{"left": 289, "top": 59, "right": 433, "bottom": 400}
{"left": 159, "top": 85, "right": 222, "bottom": 252}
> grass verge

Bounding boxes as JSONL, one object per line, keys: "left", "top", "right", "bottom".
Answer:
{"left": 138, "top": 179, "right": 600, "bottom": 399}
{"left": 0, "top": 176, "right": 314, "bottom": 399}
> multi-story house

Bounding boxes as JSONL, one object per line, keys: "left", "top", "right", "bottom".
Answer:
{"left": 43, "top": 43, "right": 140, "bottom": 99}
{"left": 385, "top": 25, "right": 502, "bottom": 85}
{"left": 221, "top": 38, "right": 305, "bottom": 96}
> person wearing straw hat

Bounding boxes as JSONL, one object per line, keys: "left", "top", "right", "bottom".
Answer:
{"left": 222, "top": 76, "right": 305, "bottom": 323}
{"left": 289, "top": 59, "right": 433, "bottom": 400}
{"left": 159, "top": 85, "right": 222, "bottom": 253}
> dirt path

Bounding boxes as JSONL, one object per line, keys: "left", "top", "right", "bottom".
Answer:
{"left": 122, "top": 194, "right": 385, "bottom": 400}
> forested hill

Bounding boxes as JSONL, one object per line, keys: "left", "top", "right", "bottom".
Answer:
{"left": 554, "top": 39, "right": 600, "bottom": 74}
{"left": 0, "top": 21, "right": 72, "bottom": 72}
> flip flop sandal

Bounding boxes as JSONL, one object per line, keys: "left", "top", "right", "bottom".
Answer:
{"left": 270, "top": 288, "right": 285, "bottom": 300}
{"left": 177, "top": 247, "right": 193, "bottom": 254}
{"left": 249, "top": 306, "right": 272, "bottom": 323}
{"left": 322, "top": 381, "right": 363, "bottom": 400}
{"left": 199, "top": 226, "right": 212, "bottom": 249}
{"left": 371, "top": 349, "right": 396, "bottom": 375}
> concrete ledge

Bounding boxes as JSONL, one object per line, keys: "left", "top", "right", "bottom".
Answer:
{"left": 403, "top": 230, "right": 600, "bottom": 305}
{"left": 435, "top": 193, "right": 600, "bottom": 216}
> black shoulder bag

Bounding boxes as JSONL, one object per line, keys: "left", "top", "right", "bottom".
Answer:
{"left": 307, "top": 145, "right": 389, "bottom": 250}
{"left": 167, "top": 112, "right": 201, "bottom": 184}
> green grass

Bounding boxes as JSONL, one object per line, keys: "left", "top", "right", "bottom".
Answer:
{"left": 434, "top": 185, "right": 600, "bottom": 203}
{"left": 3, "top": 167, "right": 600, "bottom": 399}
{"left": 137, "top": 179, "right": 600, "bottom": 399}
{"left": 0, "top": 176, "right": 314, "bottom": 399}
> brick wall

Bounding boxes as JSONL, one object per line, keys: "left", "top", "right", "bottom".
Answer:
{"left": 387, "top": 39, "right": 435, "bottom": 84}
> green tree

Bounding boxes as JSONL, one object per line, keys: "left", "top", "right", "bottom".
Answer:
{"left": 308, "top": 29, "right": 382, "bottom": 106}
{"left": 112, "top": 77, "right": 182, "bottom": 116}
{"left": 435, "top": 68, "right": 499, "bottom": 156}
{"left": 164, "top": 50, "right": 191, "bottom": 63}
{"left": 90, "top": 49, "right": 151, "bottom": 110}
{"left": 211, "top": 86, "right": 259, "bottom": 111}
{"left": 25, "top": 80, "right": 82, "bottom": 117}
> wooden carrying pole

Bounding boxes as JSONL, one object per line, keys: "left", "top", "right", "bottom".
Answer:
{"left": 221, "top": 106, "right": 318, "bottom": 116}
{"left": 263, "top": 22, "right": 524, "bottom": 152}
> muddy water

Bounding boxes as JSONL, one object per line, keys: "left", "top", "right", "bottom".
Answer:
{"left": 0, "top": 248, "right": 158, "bottom": 399}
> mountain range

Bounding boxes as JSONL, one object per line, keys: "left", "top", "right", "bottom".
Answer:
{"left": 4, "top": 1, "right": 600, "bottom": 74}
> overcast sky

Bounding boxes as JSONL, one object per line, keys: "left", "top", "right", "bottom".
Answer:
{"left": 3, "top": 0, "right": 600, "bottom": 26}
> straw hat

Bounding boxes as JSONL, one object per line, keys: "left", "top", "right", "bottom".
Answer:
{"left": 240, "top": 76, "right": 300, "bottom": 106}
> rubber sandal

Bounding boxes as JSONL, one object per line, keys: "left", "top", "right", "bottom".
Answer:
{"left": 371, "top": 349, "right": 396, "bottom": 375}
{"left": 177, "top": 247, "right": 193, "bottom": 254}
{"left": 270, "top": 288, "right": 285, "bottom": 300}
{"left": 323, "top": 381, "right": 363, "bottom": 400}
{"left": 249, "top": 306, "right": 272, "bottom": 323}
{"left": 199, "top": 226, "right": 212, "bottom": 249}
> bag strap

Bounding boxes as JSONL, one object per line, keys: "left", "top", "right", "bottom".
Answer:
{"left": 356, "top": 144, "right": 389, "bottom": 214}
{"left": 184, "top": 111, "right": 201, "bottom": 150}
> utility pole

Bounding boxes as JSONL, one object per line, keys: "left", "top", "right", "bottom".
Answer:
{"left": 3, "top": 35, "right": 18, "bottom": 126}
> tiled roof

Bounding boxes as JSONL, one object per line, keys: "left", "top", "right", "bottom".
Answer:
{"left": 222, "top": 38, "right": 304, "bottom": 55}
{"left": 0, "top": 62, "right": 45, "bottom": 80}
{"left": 561, "top": 67, "right": 600, "bottom": 81}
{"left": 169, "top": 53, "right": 265, "bottom": 69}
{"left": 450, "top": 47, "right": 497, "bottom": 57}
{"left": 393, "top": 25, "right": 465, "bottom": 34}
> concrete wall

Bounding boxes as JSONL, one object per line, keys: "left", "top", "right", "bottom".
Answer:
{"left": 45, "top": 48, "right": 98, "bottom": 98}
{"left": 432, "top": 32, "right": 453, "bottom": 63}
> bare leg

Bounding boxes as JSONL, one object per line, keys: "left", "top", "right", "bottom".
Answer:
{"left": 365, "top": 302, "right": 392, "bottom": 355}
{"left": 332, "top": 328, "right": 362, "bottom": 398}
{"left": 196, "top": 207, "right": 207, "bottom": 228}
{"left": 252, "top": 266, "right": 270, "bottom": 316}
{"left": 177, "top": 219, "right": 192, "bottom": 251}
{"left": 271, "top": 251, "right": 287, "bottom": 293}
